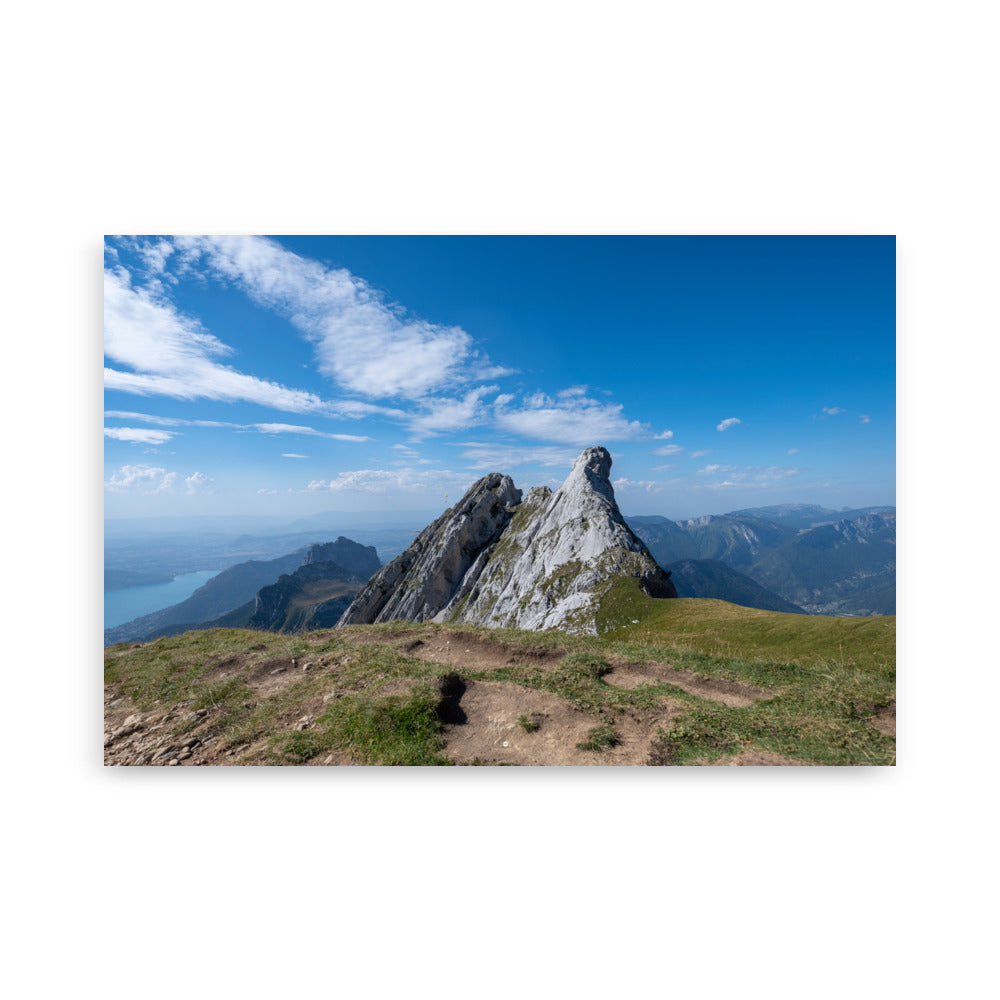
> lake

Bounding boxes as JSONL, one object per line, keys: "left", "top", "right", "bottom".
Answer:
{"left": 104, "top": 570, "right": 219, "bottom": 629}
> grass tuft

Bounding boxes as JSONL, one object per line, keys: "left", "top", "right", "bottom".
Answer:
{"left": 576, "top": 723, "right": 621, "bottom": 752}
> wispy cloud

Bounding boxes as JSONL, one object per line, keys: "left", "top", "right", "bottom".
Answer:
{"left": 104, "top": 267, "right": 335, "bottom": 414}
{"left": 103, "top": 409, "right": 370, "bottom": 442}
{"left": 690, "top": 449, "right": 712, "bottom": 458}
{"left": 254, "top": 423, "right": 369, "bottom": 442}
{"left": 172, "top": 235, "right": 514, "bottom": 401}
{"left": 103, "top": 427, "right": 174, "bottom": 445}
{"left": 406, "top": 386, "right": 497, "bottom": 438}
{"left": 787, "top": 448, "right": 801, "bottom": 454}
{"left": 282, "top": 454, "right": 308, "bottom": 459}
{"left": 104, "top": 411, "right": 241, "bottom": 429}
{"left": 612, "top": 478, "right": 662, "bottom": 494}
{"left": 305, "top": 467, "right": 475, "bottom": 497}
{"left": 822, "top": 406, "right": 844, "bottom": 415}
{"left": 696, "top": 463, "right": 800, "bottom": 485}
{"left": 389, "top": 443, "right": 435, "bottom": 465}
{"left": 456, "top": 442, "right": 579, "bottom": 470}
{"left": 716, "top": 417, "right": 741, "bottom": 432}
{"left": 859, "top": 414, "right": 871, "bottom": 423}
{"left": 493, "top": 390, "right": 645, "bottom": 446}
{"left": 652, "top": 443, "right": 683, "bottom": 457}
{"left": 653, "top": 429, "right": 674, "bottom": 440}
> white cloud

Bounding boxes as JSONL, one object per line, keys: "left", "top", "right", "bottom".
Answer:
{"left": 253, "top": 423, "right": 369, "bottom": 442}
{"left": 138, "top": 238, "right": 175, "bottom": 276}
{"left": 103, "top": 409, "right": 371, "bottom": 443}
{"left": 716, "top": 417, "right": 741, "bottom": 432}
{"left": 282, "top": 454, "right": 308, "bottom": 459}
{"left": 406, "top": 386, "right": 497, "bottom": 438}
{"left": 104, "top": 410, "right": 185, "bottom": 426}
{"left": 173, "top": 235, "right": 513, "bottom": 400}
{"left": 457, "top": 443, "right": 579, "bottom": 470}
{"left": 257, "top": 489, "right": 278, "bottom": 495}
{"left": 184, "top": 472, "right": 213, "bottom": 494}
{"left": 105, "top": 464, "right": 177, "bottom": 493}
{"left": 859, "top": 414, "right": 871, "bottom": 423}
{"left": 306, "top": 467, "right": 475, "bottom": 497}
{"left": 104, "top": 268, "right": 334, "bottom": 414}
{"left": 612, "top": 478, "right": 662, "bottom": 494}
{"left": 493, "top": 390, "right": 645, "bottom": 446}
{"left": 822, "top": 406, "right": 844, "bottom": 416}
{"left": 690, "top": 449, "right": 712, "bottom": 458}
{"left": 104, "top": 427, "right": 174, "bottom": 445}
{"left": 653, "top": 430, "right": 674, "bottom": 439}
{"left": 787, "top": 448, "right": 801, "bottom": 455}
{"left": 652, "top": 444, "right": 683, "bottom": 457}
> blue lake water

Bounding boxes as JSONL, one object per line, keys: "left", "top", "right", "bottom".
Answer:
{"left": 104, "top": 570, "right": 219, "bottom": 629}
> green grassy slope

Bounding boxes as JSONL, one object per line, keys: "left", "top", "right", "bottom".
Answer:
{"left": 105, "top": 585, "right": 895, "bottom": 767}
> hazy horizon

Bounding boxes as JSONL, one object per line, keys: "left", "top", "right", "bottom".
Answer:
{"left": 104, "top": 493, "right": 896, "bottom": 537}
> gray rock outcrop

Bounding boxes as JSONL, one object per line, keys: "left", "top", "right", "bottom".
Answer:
{"left": 337, "top": 446, "right": 676, "bottom": 635}
{"left": 337, "top": 473, "right": 522, "bottom": 625}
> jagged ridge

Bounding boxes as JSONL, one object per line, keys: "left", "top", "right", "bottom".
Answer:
{"left": 338, "top": 447, "right": 676, "bottom": 635}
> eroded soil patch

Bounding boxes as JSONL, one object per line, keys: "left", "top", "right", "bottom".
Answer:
{"left": 440, "top": 680, "right": 674, "bottom": 765}
{"left": 870, "top": 701, "right": 896, "bottom": 736}
{"left": 602, "top": 661, "right": 770, "bottom": 708}
{"left": 400, "top": 633, "right": 565, "bottom": 672}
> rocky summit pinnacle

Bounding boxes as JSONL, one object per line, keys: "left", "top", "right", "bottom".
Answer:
{"left": 338, "top": 446, "right": 676, "bottom": 635}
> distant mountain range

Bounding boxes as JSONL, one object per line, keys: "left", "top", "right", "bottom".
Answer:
{"left": 105, "top": 501, "right": 895, "bottom": 647}
{"left": 661, "top": 559, "right": 806, "bottom": 614}
{"left": 630, "top": 504, "right": 895, "bottom": 615}
{"left": 104, "top": 538, "right": 380, "bottom": 645}
{"left": 749, "top": 511, "right": 896, "bottom": 615}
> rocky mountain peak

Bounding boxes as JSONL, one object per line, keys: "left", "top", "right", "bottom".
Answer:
{"left": 569, "top": 445, "right": 614, "bottom": 498}
{"left": 338, "top": 446, "right": 676, "bottom": 635}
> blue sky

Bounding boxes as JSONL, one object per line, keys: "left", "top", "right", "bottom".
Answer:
{"left": 104, "top": 235, "right": 895, "bottom": 521}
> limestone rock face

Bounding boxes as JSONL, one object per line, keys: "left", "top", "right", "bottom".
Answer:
{"left": 337, "top": 473, "right": 522, "bottom": 625}
{"left": 337, "top": 447, "right": 676, "bottom": 635}
{"left": 439, "top": 446, "right": 676, "bottom": 633}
